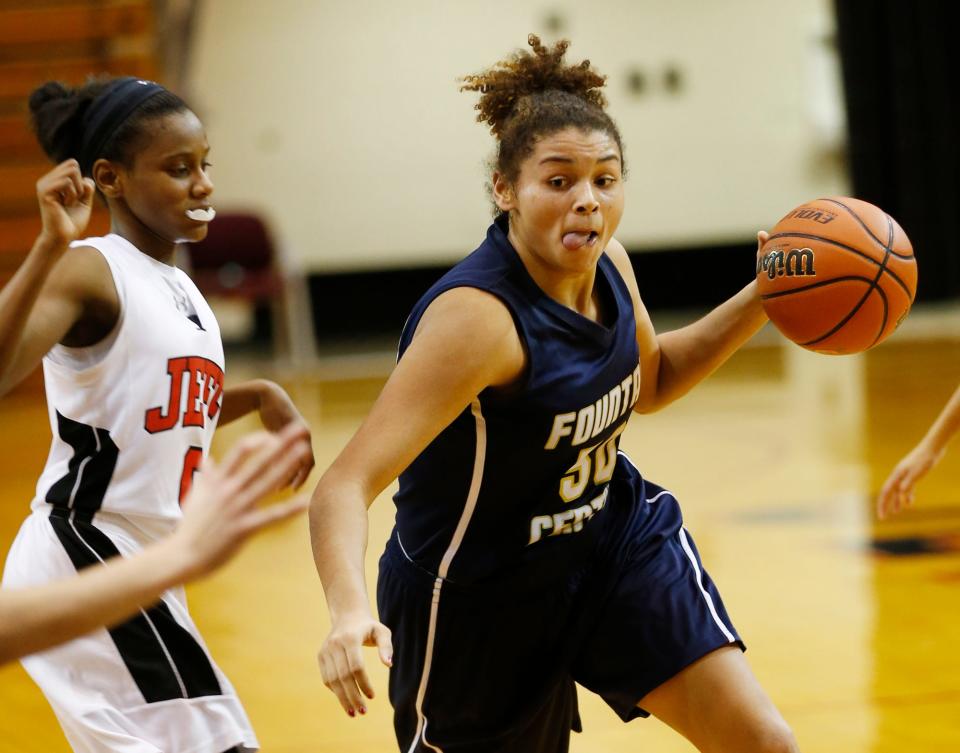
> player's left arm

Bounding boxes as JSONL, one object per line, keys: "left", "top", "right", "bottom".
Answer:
{"left": 604, "top": 235, "right": 769, "bottom": 413}
{"left": 219, "top": 379, "right": 315, "bottom": 488}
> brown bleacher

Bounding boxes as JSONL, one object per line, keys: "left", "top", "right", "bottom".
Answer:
{"left": 0, "top": 2, "right": 152, "bottom": 47}
{"left": 0, "top": 0, "right": 157, "bottom": 270}
{"left": 0, "top": 0, "right": 158, "bottom": 392}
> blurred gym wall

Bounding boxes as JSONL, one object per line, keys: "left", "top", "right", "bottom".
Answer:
{"left": 188, "top": 0, "right": 848, "bottom": 273}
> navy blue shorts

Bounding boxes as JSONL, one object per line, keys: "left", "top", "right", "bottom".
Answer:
{"left": 377, "top": 455, "right": 744, "bottom": 753}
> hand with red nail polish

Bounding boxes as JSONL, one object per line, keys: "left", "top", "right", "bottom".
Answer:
{"left": 317, "top": 609, "right": 393, "bottom": 717}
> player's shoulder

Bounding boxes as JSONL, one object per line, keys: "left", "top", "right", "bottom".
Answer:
{"left": 603, "top": 238, "right": 640, "bottom": 294}
{"left": 409, "top": 285, "right": 525, "bottom": 387}
{"left": 422, "top": 285, "right": 516, "bottom": 338}
{"left": 49, "top": 243, "right": 118, "bottom": 306}
{"left": 603, "top": 237, "right": 630, "bottom": 271}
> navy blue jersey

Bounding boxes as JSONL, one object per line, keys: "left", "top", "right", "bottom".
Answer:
{"left": 393, "top": 215, "right": 641, "bottom": 585}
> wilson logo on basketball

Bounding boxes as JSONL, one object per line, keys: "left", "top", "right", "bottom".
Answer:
{"left": 757, "top": 248, "right": 816, "bottom": 279}
{"left": 783, "top": 208, "right": 836, "bottom": 224}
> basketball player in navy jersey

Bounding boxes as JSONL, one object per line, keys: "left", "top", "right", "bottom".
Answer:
{"left": 0, "top": 79, "right": 313, "bottom": 752}
{"left": 310, "top": 36, "right": 798, "bottom": 753}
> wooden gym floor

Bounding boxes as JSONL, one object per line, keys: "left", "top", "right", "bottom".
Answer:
{"left": 0, "top": 309, "right": 958, "bottom": 752}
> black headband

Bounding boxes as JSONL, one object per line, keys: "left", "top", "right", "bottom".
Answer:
{"left": 78, "top": 77, "right": 167, "bottom": 176}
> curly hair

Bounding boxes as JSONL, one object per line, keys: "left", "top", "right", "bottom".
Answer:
{"left": 460, "top": 34, "right": 625, "bottom": 188}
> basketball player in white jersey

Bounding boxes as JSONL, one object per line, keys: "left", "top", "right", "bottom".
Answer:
{"left": 1, "top": 422, "right": 310, "bottom": 666}
{"left": 0, "top": 78, "right": 314, "bottom": 753}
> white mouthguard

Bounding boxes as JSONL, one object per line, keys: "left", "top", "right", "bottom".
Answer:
{"left": 186, "top": 207, "right": 216, "bottom": 222}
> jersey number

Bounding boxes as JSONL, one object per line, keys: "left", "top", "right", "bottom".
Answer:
{"left": 559, "top": 424, "right": 626, "bottom": 502}
{"left": 179, "top": 446, "right": 204, "bottom": 504}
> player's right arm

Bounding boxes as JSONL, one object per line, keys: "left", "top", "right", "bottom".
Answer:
{"left": 309, "top": 287, "right": 525, "bottom": 717}
{"left": 877, "top": 382, "right": 960, "bottom": 518}
{"left": 0, "top": 160, "right": 116, "bottom": 396}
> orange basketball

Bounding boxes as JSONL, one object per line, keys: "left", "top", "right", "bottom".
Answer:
{"left": 757, "top": 197, "right": 918, "bottom": 354}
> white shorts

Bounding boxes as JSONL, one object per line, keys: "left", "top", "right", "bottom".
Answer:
{"left": 2, "top": 508, "right": 259, "bottom": 753}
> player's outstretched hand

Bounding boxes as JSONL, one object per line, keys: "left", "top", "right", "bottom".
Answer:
{"left": 36, "top": 159, "right": 95, "bottom": 249}
{"left": 877, "top": 442, "right": 943, "bottom": 519}
{"left": 256, "top": 381, "right": 316, "bottom": 489}
{"left": 319, "top": 612, "right": 393, "bottom": 717}
{"left": 172, "top": 423, "right": 312, "bottom": 578}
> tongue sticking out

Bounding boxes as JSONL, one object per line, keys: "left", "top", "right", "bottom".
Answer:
{"left": 562, "top": 232, "right": 592, "bottom": 250}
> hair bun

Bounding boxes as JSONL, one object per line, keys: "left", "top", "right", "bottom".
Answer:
{"left": 459, "top": 34, "right": 625, "bottom": 201}
{"left": 28, "top": 81, "right": 72, "bottom": 116}
{"left": 460, "top": 34, "right": 607, "bottom": 138}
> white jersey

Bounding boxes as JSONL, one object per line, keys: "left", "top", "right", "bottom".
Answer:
{"left": 32, "top": 233, "right": 224, "bottom": 527}
{"left": 3, "top": 235, "right": 258, "bottom": 753}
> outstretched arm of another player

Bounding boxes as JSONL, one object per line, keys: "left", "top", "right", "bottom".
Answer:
{"left": 0, "top": 424, "right": 310, "bottom": 666}
{"left": 877, "top": 383, "right": 960, "bottom": 519}
{"left": 605, "top": 234, "right": 770, "bottom": 413}
{"left": 310, "top": 287, "right": 525, "bottom": 717}
{"left": 219, "top": 379, "right": 315, "bottom": 488}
